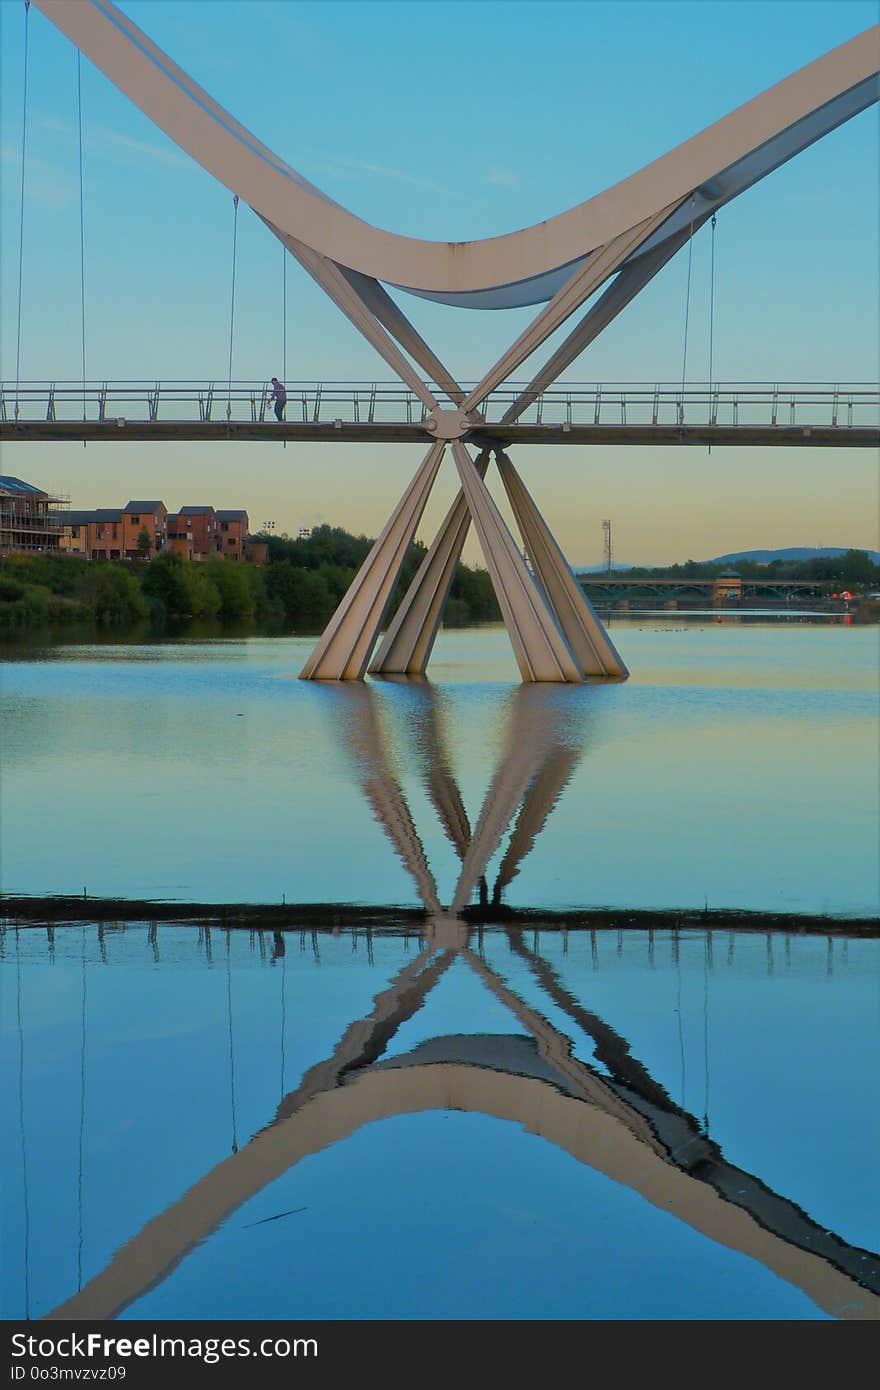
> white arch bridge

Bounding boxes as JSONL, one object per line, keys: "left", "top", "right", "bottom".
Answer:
{"left": 11, "top": 3, "right": 879, "bottom": 682}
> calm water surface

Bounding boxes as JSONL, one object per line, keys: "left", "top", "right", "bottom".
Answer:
{"left": 1, "top": 622, "right": 877, "bottom": 915}
{"left": 1, "top": 922, "right": 878, "bottom": 1321}
{"left": 1, "top": 621, "right": 878, "bottom": 1322}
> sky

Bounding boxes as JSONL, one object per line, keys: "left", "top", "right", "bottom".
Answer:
{"left": 0, "top": 0, "right": 878, "bottom": 566}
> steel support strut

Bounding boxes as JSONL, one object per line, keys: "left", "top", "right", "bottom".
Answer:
{"left": 369, "top": 451, "right": 491, "bottom": 676}
{"left": 451, "top": 442, "right": 582, "bottom": 683}
{"left": 495, "top": 451, "right": 628, "bottom": 677}
{"left": 299, "top": 442, "right": 445, "bottom": 680}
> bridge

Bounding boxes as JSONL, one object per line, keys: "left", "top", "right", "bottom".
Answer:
{"left": 8, "top": 4, "right": 879, "bottom": 684}
{"left": 2, "top": 379, "right": 877, "bottom": 447}
{"left": 577, "top": 575, "right": 848, "bottom": 605}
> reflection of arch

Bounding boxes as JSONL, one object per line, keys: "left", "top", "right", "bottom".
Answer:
{"left": 45, "top": 1048, "right": 880, "bottom": 1323}
{"left": 44, "top": 930, "right": 880, "bottom": 1323}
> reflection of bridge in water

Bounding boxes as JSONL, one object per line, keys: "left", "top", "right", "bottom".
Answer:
{"left": 8, "top": 916, "right": 875, "bottom": 1324}
{"left": 7, "top": 680, "right": 878, "bottom": 1321}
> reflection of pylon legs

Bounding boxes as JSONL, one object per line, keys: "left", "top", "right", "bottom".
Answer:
{"left": 332, "top": 684, "right": 442, "bottom": 914}
{"left": 404, "top": 684, "right": 472, "bottom": 860}
{"left": 452, "top": 442, "right": 581, "bottom": 684}
{"left": 451, "top": 686, "right": 580, "bottom": 913}
{"left": 496, "top": 451, "right": 628, "bottom": 678}
{"left": 493, "top": 746, "right": 581, "bottom": 897}
{"left": 370, "top": 451, "right": 491, "bottom": 676}
{"left": 300, "top": 442, "right": 445, "bottom": 680}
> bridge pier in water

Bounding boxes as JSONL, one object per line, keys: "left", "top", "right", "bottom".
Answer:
{"left": 299, "top": 442, "right": 627, "bottom": 684}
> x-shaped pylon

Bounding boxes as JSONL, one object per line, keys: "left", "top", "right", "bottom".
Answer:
{"left": 266, "top": 202, "right": 709, "bottom": 682}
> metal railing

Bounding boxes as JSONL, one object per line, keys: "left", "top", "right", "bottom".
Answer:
{"left": 1, "top": 379, "right": 877, "bottom": 428}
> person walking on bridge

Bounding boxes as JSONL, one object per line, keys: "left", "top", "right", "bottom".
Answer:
{"left": 270, "top": 376, "right": 287, "bottom": 421}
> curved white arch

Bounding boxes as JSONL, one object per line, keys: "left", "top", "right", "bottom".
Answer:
{"left": 33, "top": 3, "right": 879, "bottom": 306}
{"left": 44, "top": 1058, "right": 880, "bottom": 1323}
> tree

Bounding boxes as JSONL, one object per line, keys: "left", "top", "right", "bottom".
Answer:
{"left": 204, "top": 558, "right": 255, "bottom": 622}
{"left": 142, "top": 551, "right": 220, "bottom": 621}
{"left": 84, "top": 564, "right": 148, "bottom": 626}
{"left": 136, "top": 525, "right": 152, "bottom": 559}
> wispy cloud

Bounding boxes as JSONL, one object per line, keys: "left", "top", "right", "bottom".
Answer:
{"left": 0, "top": 145, "right": 75, "bottom": 212}
{"left": 486, "top": 165, "right": 520, "bottom": 187}
{"left": 36, "top": 112, "right": 191, "bottom": 171}
{"left": 301, "top": 155, "right": 448, "bottom": 196}
{"left": 87, "top": 124, "right": 192, "bottom": 170}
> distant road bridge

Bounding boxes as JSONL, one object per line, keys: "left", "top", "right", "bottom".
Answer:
{"left": 2, "top": 380, "right": 877, "bottom": 448}
{"left": 576, "top": 575, "right": 843, "bottom": 605}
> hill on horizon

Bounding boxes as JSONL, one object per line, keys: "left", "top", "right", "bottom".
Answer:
{"left": 574, "top": 546, "right": 879, "bottom": 572}
{"left": 705, "top": 547, "right": 880, "bottom": 566}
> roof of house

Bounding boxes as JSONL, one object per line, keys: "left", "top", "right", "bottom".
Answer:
{"left": 0, "top": 475, "right": 48, "bottom": 496}
{"left": 51, "top": 508, "right": 100, "bottom": 525}
{"left": 94, "top": 508, "right": 124, "bottom": 523}
{"left": 124, "top": 500, "right": 166, "bottom": 513}
{"left": 216, "top": 510, "right": 248, "bottom": 522}
{"left": 178, "top": 505, "right": 215, "bottom": 516}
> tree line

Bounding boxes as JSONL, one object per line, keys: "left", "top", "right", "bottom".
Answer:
{"left": 616, "top": 550, "right": 879, "bottom": 585}
{"left": 0, "top": 525, "right": 501, "bottom": 636}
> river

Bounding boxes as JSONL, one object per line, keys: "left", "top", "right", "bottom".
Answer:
{"left": 1, "top": 619, "right": 878, "bottom": 1321}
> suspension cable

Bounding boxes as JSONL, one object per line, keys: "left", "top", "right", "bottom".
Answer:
{"left": 708, "top": 212, "right": 717, "bottom": 456}
{"left": 708, "top": 212, "right": 717, "bottom": 400}
{"left": 282, "top": 242, "right": 287, "bottom": 448}
{"left": 679, "top": 193, "right": 697, "bottom": 415}
{"left": 226, "top": 193, "right": 239, "bottom": 420}
{"left": 15, "top": 0, "right": 31, "bottom": 421}
{"left": 76, "top": 49, "right": 87, "bottom": 430}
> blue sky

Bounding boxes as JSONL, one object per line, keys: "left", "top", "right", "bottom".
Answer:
{"left": 1, "top": 0, "right": 877, "bottom": 564}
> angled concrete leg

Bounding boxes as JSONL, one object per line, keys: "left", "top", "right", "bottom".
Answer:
{"left": 496, "top": 451, "right": 628, "bottom": 678}
{"left": 369, "top": 451, "right": 491, "bottom": 676}
{"left": 300, "top": 443, "right": 445, "bottom": 680}
{"left": 451, "top": 442, "right": 582, "bottom": 684}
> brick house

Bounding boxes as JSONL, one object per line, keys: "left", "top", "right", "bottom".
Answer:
{"left": 87, "top": 509, "right": 125, "bottom": 560}
{"left": 244, "top": 539, "right": 268, "bottom": 565}
{"left": 216, "top": 510, "right": 249, "bottom": 561}
{"left": 167, "top": 505, "right": 219, "bottom": 559}
{"left": 122, "top": 501, "right": 167, "bottom": 558}
{"left": 50, "top": 497, "right": 257, "bottom": 564}
{"left": 55, "top": 509, "right": 96, "bottom": 557}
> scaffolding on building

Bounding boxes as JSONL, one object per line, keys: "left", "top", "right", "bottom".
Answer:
{"left": 0, "top": 475, "right": 68, "bottom": 554}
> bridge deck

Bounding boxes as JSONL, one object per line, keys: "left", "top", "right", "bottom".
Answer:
{"left": 3, "top": 420, "right": 876, "bottom": 446}
{"left": 1, "top": 381, "right": 876, "bottom": 447}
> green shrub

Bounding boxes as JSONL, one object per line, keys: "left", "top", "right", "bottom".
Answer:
{"left": 0, "top": 577, "right": 26, "bottom": 602}
{"left": 84, "top": 564, "right": 148, "bottom": 626}
{"left": 204, "top": 558, "right": 255, "bottom": 623}
{"left": 266, "top": 561, "right": 334, "bottom": 628}
{"left": 142, "top": 551, "right": 219, "bottom": 621}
